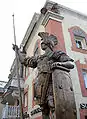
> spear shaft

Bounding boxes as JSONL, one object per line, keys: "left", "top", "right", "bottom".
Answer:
{"left": 12, "top": 14, "right": 23, "bottom": 119}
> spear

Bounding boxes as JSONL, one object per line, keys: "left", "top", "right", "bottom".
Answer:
{"left": 12, "top": 14, "right": 23, "bottom": 119}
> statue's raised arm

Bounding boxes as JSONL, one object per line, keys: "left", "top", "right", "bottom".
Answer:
{"left": 24, "top": 56, "right": 37, "bottom": 68}
{"left": 12, "top": 44, "right": 37, "bottom": 68}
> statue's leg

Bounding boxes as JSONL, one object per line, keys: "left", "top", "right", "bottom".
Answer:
{"left": 47, "top": 78, "right": 56, "bottom": 119}
{"left": 41, "top": 104, "right": 50, "bottom": 119}
{"left": 49, "top": 110, "right": 56, "bottom": 119}
{"left": 38, "top": 73, "right": 50, "bottom": 105}
{"left": 47, "top": 96, "right": 56, "bottom": 119}
{"left": 42, "top": 114, "right": 50, "bottom": 119}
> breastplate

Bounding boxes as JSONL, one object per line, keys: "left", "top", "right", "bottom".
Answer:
{"left": 37, "top": 55, "right": 52, "bottom": 73}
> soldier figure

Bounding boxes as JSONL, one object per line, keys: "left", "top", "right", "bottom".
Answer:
{"left": 13, "top": 32, "right": 77, "bottom": 119}
{"left": 23, "top": 32, "right": 76, "bottom": 119}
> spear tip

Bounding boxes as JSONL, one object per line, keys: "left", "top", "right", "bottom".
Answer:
{"left": 12, "top": 14, "right": 14, "bottom": 17}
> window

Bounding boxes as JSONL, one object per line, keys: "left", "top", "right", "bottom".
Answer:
{"left": 82, "top": 70, "right": 87, "bottom": 88}
{"left": 76, "top": 40, "right": 82, "bottom": 49}
{"left": 75, "top": 60, "right": 87, "bottom": 96}
{"left": 80, "top": 109, "right": 87, "bottom": 119}
{"left": 75, "top": 35, "right": 87, "bottom": 49}
{"left": 69, "top": 26, "right": 87, "bottom": 54}
{"left": 85, "top": 116, "right": 87, "bottom": 119}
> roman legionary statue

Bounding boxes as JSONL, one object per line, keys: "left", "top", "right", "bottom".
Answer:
{"left": 13, "top": 32, "right": 77, "bottom": 119}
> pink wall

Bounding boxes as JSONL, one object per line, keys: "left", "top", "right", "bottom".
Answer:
{"left": 45, "top": 19, "right": 66, "bottom": 52}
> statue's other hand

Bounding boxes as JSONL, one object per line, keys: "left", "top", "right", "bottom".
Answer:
{"left": 51, "top": 62, "right": 61, "bottom": 69}
{"left": 51, "top": 61, "right": 74, "bottom": 69}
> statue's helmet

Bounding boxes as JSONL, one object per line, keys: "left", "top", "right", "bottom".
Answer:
{"left": 38, "top": 32, "right": 58, "bottom": 49}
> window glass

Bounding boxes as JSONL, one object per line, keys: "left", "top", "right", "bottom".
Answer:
{"left": 85, "top": 116, "right": 87, "bottom": 119}
{"left": 74, "top": 35, "right": 87, "bottom": 49}
{"left": 82, "top": 70, "right": 87, "bottom": 88}
{"left": 76, "top": 40, "right": 82, "bottom": 49}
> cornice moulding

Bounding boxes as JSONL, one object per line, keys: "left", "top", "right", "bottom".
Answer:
{"left": 42, "top": 11, "right": 64, "bottom": 26}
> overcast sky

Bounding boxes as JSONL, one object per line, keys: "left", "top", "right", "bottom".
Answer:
{"left": 0, "top": 0, "right": 87, "bottom": 82}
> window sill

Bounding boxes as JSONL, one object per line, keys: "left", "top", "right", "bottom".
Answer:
{"left": 72, "top": 47, "right": 87, "bottom": 54}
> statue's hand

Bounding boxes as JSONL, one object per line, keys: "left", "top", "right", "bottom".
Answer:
{"left": 24, "top": 57, "right": 30, "bottom": 66}
{"left": 24, "top": 56, "right": 37, "bottom": 68}
{"left": 57, "top": 62, "right": 62, "bottom": 65}
{"left": 51, "top": 61, "right": 74, "bottom": 69}
{"left": 12, "top": 44, "right": 19, "bottom": 52}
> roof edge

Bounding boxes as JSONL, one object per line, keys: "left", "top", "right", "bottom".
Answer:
{"left": 21, "top": 13, "right": 40, "bottom": 47}
{"left": 45, "top": 0, "right": 87, "bottom": 19}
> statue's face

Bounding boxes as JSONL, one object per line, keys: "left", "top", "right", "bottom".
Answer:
{"left": 41, "top": 42, "right": 48, "bottom": 50}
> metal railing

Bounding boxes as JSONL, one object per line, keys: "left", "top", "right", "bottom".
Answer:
{"left": 2, "top": 104, "right": 20, "bottom": 119}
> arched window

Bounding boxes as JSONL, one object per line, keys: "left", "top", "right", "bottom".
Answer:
{"left": 68, "top": 26, "right": 87, "bottom": 54}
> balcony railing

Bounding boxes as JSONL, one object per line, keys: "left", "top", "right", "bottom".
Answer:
{"left": 2, "top": 104, "right": 20, "bottom": 119}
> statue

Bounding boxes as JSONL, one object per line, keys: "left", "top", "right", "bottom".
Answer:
{"left": 13, "top": 32, "right": 77, "bottom": 119}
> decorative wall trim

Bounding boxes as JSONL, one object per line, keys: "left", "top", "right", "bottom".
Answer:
{"left": 75, "top": 60, "right": 87, "bottom": 96}
{"left": 42, "top": 10, "right": 64, "bottom": 27}
{"left": 68, "top": 26, "right": 87, "bottom": 54}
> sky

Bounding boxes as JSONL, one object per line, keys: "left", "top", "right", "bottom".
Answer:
{"left": 0, "top": 0, "right": 87, "bottom": 82}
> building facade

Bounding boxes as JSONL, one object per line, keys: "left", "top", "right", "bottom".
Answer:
{"left": 1, "top": 59, "right": 24, "bottom": 118}
{"left": 0, "top": 81, "right": 7, "bottom": 119}
{"left": 3, "top": 1, "right": 87, "bottom": 119}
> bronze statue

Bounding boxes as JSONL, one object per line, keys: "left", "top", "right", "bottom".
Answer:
{"left": 13, "top": 32, "right": 77, "bottom": 119}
